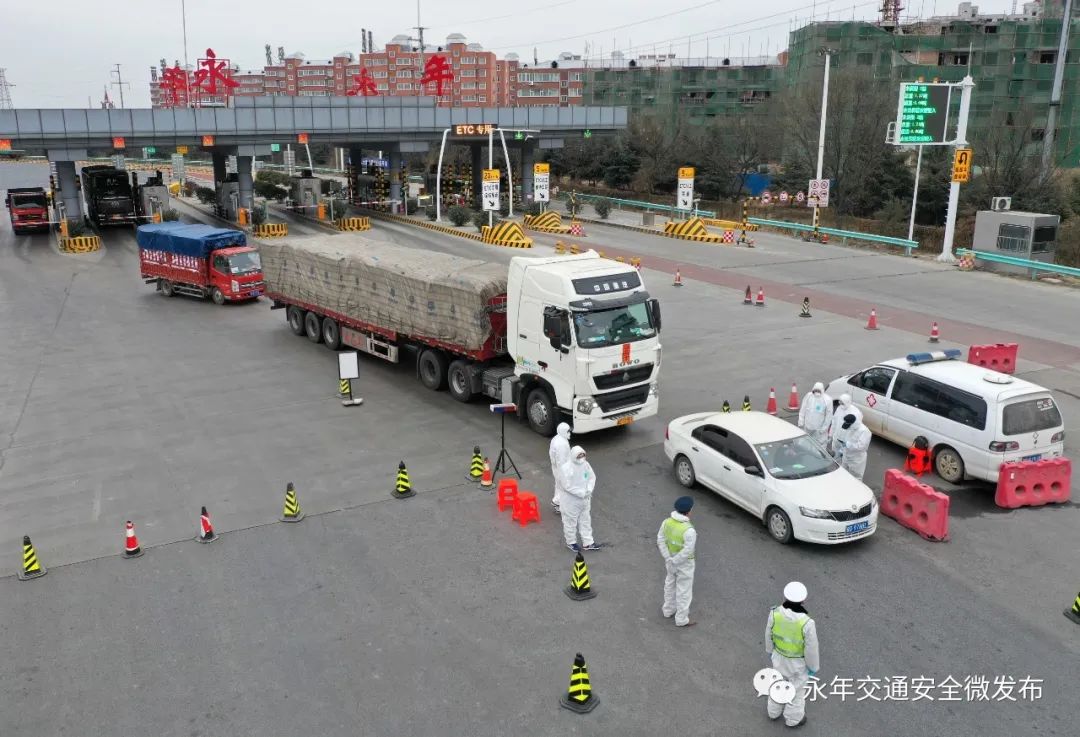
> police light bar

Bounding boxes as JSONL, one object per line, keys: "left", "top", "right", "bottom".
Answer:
{"left": 489, "top": 403, "right": 517, "bottom": 413}
{"left": 906, "top": 349, "right": 962, "bottom": 365}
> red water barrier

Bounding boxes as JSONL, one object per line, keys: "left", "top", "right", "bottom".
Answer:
{"left": 967, "top": 343, "right": 1018, "bottom": 374}
{"left": 879, "top": 469, "right": 950, "bottom": 542}
{"left": 995, "top": 458, "right": 1072, "bottom": 509}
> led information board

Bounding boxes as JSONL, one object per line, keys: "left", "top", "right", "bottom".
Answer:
{"left": 896, "top": 83, "right": 951, "bottom": 144}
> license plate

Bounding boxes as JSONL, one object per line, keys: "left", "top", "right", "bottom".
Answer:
{"left": 1021, "top": 454, "right": 1041, "bottom": 462}
{"left": 845, "top": 521, "right": 869, "bottom": 534}
{"left": 616, "top": 416, "right": 633, "bottom": 426}
{"left": 250, "top": 290, "right": 261, "bottom": 297}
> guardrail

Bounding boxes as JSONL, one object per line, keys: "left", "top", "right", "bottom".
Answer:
{"left": 561, "top": 191, "right": 716, "bottom": 218}
{"left": 957, "top": 248, "right": 1080, "bottom": 279}
{"left": 747, "top": 217, "right": 919, "bottom": 256}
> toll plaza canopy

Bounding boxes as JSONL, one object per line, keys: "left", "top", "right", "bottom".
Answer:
{"left": 0, "top": 96, "right": 627, "bottom": 152}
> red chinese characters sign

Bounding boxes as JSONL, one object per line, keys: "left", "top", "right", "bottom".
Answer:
{"left": 419, "top": 54, "right": 454, "bottom": 97}
{"left": 159, "top": 65, "right": 188, "bottom": 108}
{"left": 192, "top": 48, "right": 238, "bottom": 97}
{"left": 346, "top": 68, "right": 379, "bottom": 97}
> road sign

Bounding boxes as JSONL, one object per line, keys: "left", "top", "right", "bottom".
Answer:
{"left": 297, "top": 133, "right": 309, "bottom": 144}
{"left": 796, "top": 191, "right": 805, "bottom": 203}
{"left": 482, "top": 169, "right": 500, "bottom": 211}
{"left": 952, "top": 148, "right": 973, "bottom": 183}
{"left": 226, "top": 155, "right": 238, "bottom": 175}
{"left": 176, "top": 145, "right": 189, "bottom": 155}
{"left": 808, "top": 179, "right": 830, "bottom": 207}
{"left": 533, "top": 163, "right": 550, "bottom": 203}
{"left": 761, "top": 191, "right": 772, "bottom": 205}
{"left": 112, "top": 137, "right": 126, "bottom": 149}
{"left": 171, "top": 154, "right": 186, "bottom": 181}
{"left": 145, "top": 146, "right": 157, "bottom": 155}
{"left": 676, "top": 167, "right": 695, "bottom": 211}
{"left": 779, "top": 191, "right": 789, "bottom": 203}
{"left": 202, "top": 135, "right": 215, "bottom": 147}
{"left": 270, "top": 143, "right": 281, "bottom": 153}
{"left": 112, "top": 155, "right": 126, "bottom": 170}
{"left": 0, "top": 139, "right": 11, "bottom": 151}
{"left": 895, "top": 83, "right": 951, "bottom": 145}
{"left": 514, "top": 131, "right": 525, "bottom": 141}
{"left": 453, "top": 124, "right": 495, "bottom": 136}
{"left": 583, "top": 129, "right": 592, "bottom": 139}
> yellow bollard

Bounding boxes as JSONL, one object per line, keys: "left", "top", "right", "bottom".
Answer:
{"left": 60, "top": 219, "right": 69, "bottom": 237}
{"left": 152, "top": 212, "right": 162, "bottom": 223}
{"left": 238, "top": 208, "right": 248, "bottom": 226}
{"left": 317, "top": 204, "right": 326, "bottom": 220}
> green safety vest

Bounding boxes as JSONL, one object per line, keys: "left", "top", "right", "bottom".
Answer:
{"left": 770, "top": 608, "right": 809, "bottom": 659}
{"left": 662, "top": 517, "right": 694, "bottom": 559}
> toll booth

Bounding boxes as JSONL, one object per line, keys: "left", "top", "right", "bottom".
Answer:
{"left": 290, "top": 169, "right": 321, "bottom": 215}
{"left": 134, "top": 170, "right": 170, "bottom": 221}
{"left": 218, "top": 174, "right": 240, "bottom": 220}
{"left": 972, "top": 209, "right": 1060, "bottom": 276}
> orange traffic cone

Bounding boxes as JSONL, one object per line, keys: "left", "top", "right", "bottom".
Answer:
{"left": 865, "top": 308, "right": 879, "bottom": 330}
{"left": 123, "top": 520, "right": 143, "bottom": 558}
{"left": 929, "top": 322, "right": 940, "bottom": 343}
{"left": 743, "top": 285, "right": 753, "bottom": 305}
{"left": 755, "top": 288, "right": 766, "bottom": 307}
{"left": 196, "top": 506, "right": 217, "bottom": 544}
{"left": 766, "top": 388, "right": 778, "bottom": 415}
{"left": 480, "top": 458, "right": 493, "bottom": 488}
{"left": 786, "top": 383, "right": 800, "bottom": 411}
{"left": 673, "top": 269, "right": 683, "bottom": 287}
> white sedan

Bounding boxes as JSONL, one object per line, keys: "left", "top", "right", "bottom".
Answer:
{"left": 663, "top": 411, "right": 878, "bottom": 545}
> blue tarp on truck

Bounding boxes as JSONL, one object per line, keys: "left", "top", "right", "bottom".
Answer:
{"left": 135, "top": 223, "right": 247, "bottom": 258}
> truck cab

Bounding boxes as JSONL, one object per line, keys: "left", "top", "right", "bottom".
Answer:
{"left": 5, "top": 187, "right": 50, "bottom": 233}
{"left": 137, "top": 223, "right": 265, "bottom": 304}
{"left": 507, "top": 253, "right": 661, "bottom": 434}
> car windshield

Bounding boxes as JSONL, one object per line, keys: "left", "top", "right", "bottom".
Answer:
{"left": 228, "top": 251, "right": 262, "bottom": 275}
{"left": 1002, "top": 396, "right": 1062, "bottom": 435}
{"left": 754, "top": 436, "right": 839, "bottom": 480}
{"left": 572, "top": 302, "right": 655, "bottom": 349}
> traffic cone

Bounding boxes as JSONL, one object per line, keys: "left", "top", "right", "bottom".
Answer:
{"left": 766, "top": 388, "right": 778, "bottom": 415}
{"left": 721, "top": 399, "right": 731, "bottom": 413}
{"left": 196, "top": 506, "right": 217, "bottom": 543}
{"left": 393, "top": 460, "right": 415, "bottom": 499}
{"left": 799, "top": 297, "right": 812, "bottom": 318}
{"left": 929, "top": 322, "right": 940, "bottom": 343}
{"left": 1064, "top": 591, "right": 1080, "bottom": 625}
{"left": 673, "top": 268, "right": 683, "bottom": 287}
{"left": 480, "top": 458, "right": 493, "bottom": 489}
{"left": 741, "top": 395, "right": 752, "bottom": 412}
{"left": 280, "top": 482, "right": 304, "bottom": 523}
{"left": 743, "top": 285, "right": 753, "bottom": 305}
{"left": 468, "top": 446, "right": 484, "bottom": 482}
{"left": 865, "top": 308, "right": 880, "bottom": 330}
{"left": 18, "top": 535, "right": 47, "bottom": 580}
{"left": 755, "top": 288, "right": 765, "bottom": 307}
{"left": 559, "top": 652, "right": 599, "bottom": 713}
{"left": 123, "top": 520, "right": 144, "bottom": 558}
{"left": 787, "top": 384, "right": 800, "bottom": 411}
{"left": 565, "top": 552, "right": 597, "bottom": 601}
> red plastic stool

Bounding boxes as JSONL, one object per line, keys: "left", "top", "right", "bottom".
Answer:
{"left": 496, "top": 478, "right": 519, "bottom": 512}
{"left": 512, "top": 491, "right": 541, "bottom": 527}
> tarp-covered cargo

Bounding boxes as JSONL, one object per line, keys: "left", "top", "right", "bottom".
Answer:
{"left": 260, "top": 235, "right": 508, "bottom": 354}
{"left": 136, "top": 223, "right": 247, "bottom": 258}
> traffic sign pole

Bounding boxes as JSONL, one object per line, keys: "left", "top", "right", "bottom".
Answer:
{"left": 939, "top": 75, "right": 975, "bottom": 264}
{"left": 907, "top": 145, "right": 923, "bottom": 242}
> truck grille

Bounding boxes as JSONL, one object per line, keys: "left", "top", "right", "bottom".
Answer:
{"left": 595, "top": 385, "right": 650, "bottom": 413}
{"left": 593, "top": 363, "right": 653, "bottom": 390}
{"left": 828, "top": 503, "right": 873, "bottom": 522}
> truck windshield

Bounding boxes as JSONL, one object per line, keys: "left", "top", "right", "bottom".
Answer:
{"left": 228, "top": 251, "right": 262, "bottom": 275}
{"left": 572, "top": 302, "right": 655, "bottom": 349}
{"left": 13, "top": 194, "right": 47, "bottom": 208}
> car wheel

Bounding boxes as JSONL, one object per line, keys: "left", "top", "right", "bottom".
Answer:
{"left": 525, "top": 387, "right": 557, "bottom": 436}
{"left": 321, "top": 317, "right": 341, "bottom": 350}
{"left": 934, "top": 445, "right": 965, "bottom": 484}
{"left": 287, "top": 306, "right": 306, "bottom": 335}
{"left": 447, "top": 360, "right": 473, "bottom": 402}
{"left": 210, "top": 287, "right": 226, "bottom": 305}
{"left": 765, "top": 506, "right": 794, "bottom": 544}
{"left": 304, "top": 311, "right": 322, "bottom": 343}
{"left": 418, "top": 349, "right": 448, "bottom": 390}
{"left": 674, "top": 455, "right": 696, "bottom": 488}
{"left": 160, "top": 280, "right": 174, "bottom": 297}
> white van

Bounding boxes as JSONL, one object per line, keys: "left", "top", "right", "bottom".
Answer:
{"left": 825, "top": 350, "right": 1065, "bottom": 484}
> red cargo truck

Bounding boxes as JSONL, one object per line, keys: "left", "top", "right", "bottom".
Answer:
{"left": 5, "top": 187, "right": 50, "bottom": 234}
{"left": 136, "top": 223, "right": 264, "bottom": 304}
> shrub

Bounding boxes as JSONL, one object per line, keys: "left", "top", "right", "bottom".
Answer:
{"left": 250, "top": 204, "right": 268, "bottom": 226}
{"left": 182, "top": 181, "right": 198, "bottom": 197}
{"left": 426, "top": 205, "right": 438, "bottom": 221}
{"left": 160, "top": 208, "right": 180, "bottom": 222}
{"left": 195, "top": 186, "right": 217, "bottom": 205}
{"left": 320, "top": 178, "right": 343, "bottom": 195}
{"left": 448, "top": 205, "right": 471, "bottom": 227}
{"left": 254, "top": 179, "right": 288, "bottom": 202}
{"left": 525, "top": 202, "right": 544, "bottom": 216}
{"left": 473, "top": 210, "right": 490, "bottom": 232}
{"left": 593, "top": 198, "right": 611, "bottom": 219}
{"left": 257, "top": 170, "right": 292, "bottom": 187}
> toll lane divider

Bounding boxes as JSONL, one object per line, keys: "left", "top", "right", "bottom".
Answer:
{"left": 58, "top": 235, "right": 102, "bottom": 254}
{"left": 701, "top": 217, "right": 758, "bottom": 232}
{"left": 253, "top": 222, "right": 288, "bottom": 238}
{"left": 481, "top": 221, "right": 533, "bottom": 249}
{"left": 523, "top": 211, "right": 571, "bottom": 234}
{"left": 747, "top": 217, "right": 919, "bottom": 256}
{"left": 662, "top": 217, "right": 724, "bottom": 243}
{"left": 362, "top": 209, "right": 484, "bottom": 242}
{"left": 967, "top": 343, "right": 1018, "bottom": 374}
{"left": 336, "top": 216, "right": 371, "bottom": 232}
{"left": 995, "top": 458, "right": 1071, "bottom": 508}
{"left": 879, "top": 468, "right": 950, "bottom": 541}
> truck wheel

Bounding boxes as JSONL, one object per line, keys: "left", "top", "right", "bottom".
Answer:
{"left": 160, "top": 280, "right": 174, "bottom": 297}
{"left": 526, "top": 387, "right": 558, "bottom": 436}
{"left": 447, "top": 360, "right": 474, "bottom": 402}
{"left": 211, "top": 287, "right": 226, "bottom": 306}
{"left": 304, "top": 311, "right": 323, "bottom": 343}
{"left": 287, "top": 306, "right": 306, "bottom": 335}
{"left": 321, "top": 317, "right": 341, "bottom": 350}
{"left": 418, "top": 349, "right": 448, "bottom": 391}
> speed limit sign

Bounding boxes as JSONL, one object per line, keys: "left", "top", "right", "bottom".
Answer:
{"left": 761, "top": 191, "right": 772, "bottom": 205}
{"left": 779, "top": 191, "right": 789, "bottom": 203}
{"left": 796, "top": 191, "right": 805, "bottom": 203}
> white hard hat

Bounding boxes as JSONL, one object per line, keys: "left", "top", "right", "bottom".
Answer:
{"left": 784, "top": 581, "right": 808, "bottom": 603}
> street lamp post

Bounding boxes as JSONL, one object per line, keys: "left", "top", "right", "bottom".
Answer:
{"left": 813, "top": 47, "right": 836, "bottom": 238}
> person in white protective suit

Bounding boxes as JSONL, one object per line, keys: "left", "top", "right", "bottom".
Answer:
{"left": 560, "top": 446, "right": 602, "bottom": 552}
{"left": 828, "top": 394, "right": 862, "bottom": 453}
{"left": 548, "top": 422, "right": 572, "bottom": 515}
{"left": 657, "top": 496, "right": 697, "bottom": 628}
{"left": 765, "top": 581, "right": 820, "bottom": 728}
{"left": 797, "top": 383, "right": 832, "bottom": 446}
{"left": 837, "top": 413, "right": 871, "bottom": 481}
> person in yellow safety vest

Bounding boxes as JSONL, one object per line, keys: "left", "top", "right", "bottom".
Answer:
{"left": 657, "top": 496, "right": 697, "bottom": 627}
{"left": 765, "top": 581, "right": 820, "bottom": 728}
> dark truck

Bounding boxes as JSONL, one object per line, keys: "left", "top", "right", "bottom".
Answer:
{"left": 81, "top": 165, "right": 136, "bottom": 226}
{"left": 4, "top": 187, "right": 50, "bottom": 234}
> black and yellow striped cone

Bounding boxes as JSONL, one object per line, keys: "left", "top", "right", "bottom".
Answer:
{"left": 280, "top": 482, "right": 304, "bottom": 523}
{"left": 564, "top": 552, "right": 597, "bottom": 601}
{"left": 742, "top": 395, "right": 752, "bottom": 412}
{"left": 559, "top": 652, "right": 599, "bottom": 713}
{"left": 800, "top": 298, "right": 812, "bottom": 318}
{"left": 339, "top": 379, "right": 351, "bottom": 397}
{"left": 393, "top": 461, "right": 415, "bottom": 499}
{"left": 1065, "top": 591, "right": 1080, "bottom": 625}
{"left": 18, "top": 535, "right": 47, "bottom": 581}
{"left": 467, "top": 446, "right": 484, "bottom": 482}
{"left": 721, "top": 400, "right": 731, "bottom": 413}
